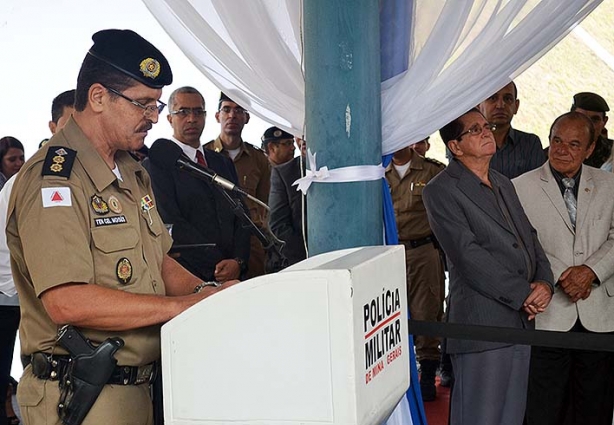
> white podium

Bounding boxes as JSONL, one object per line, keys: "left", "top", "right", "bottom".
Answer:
{"left": 161, "top": 245, "right": 410, "bottom": 425}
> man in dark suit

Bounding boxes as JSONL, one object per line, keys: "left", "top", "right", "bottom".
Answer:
{"left": 423, "top": 108, "right": 554, "bottom": 425}
{"left": 268, "top": 138, "right": 306, "bottom": 269}
{"left": 261, "top": 126, "right": 296, "bottom": 166}
{"left": 145, "top": 86, "right": 250, "bottom": 282}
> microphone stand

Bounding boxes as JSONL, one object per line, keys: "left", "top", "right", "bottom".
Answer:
{"left": 212, "top": 184, "right": 289, "bottom": 274}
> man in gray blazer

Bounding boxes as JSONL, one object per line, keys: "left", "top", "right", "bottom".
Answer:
{"left": 513, "top": 112, "right": 614, "bottom": 425}
{"left": 423, "top": 108, "right": 554, "bottom": 425}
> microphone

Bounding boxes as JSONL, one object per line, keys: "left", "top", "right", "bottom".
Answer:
{"left": 149, "top": 139, "right": 249, "bottom": 197}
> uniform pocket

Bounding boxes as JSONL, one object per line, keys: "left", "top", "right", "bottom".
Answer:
{"left": 91, "top": 226, "right": 138, "bottom": 253}
{"left": 90, "top": 225, "right": 140, "bottom": 289}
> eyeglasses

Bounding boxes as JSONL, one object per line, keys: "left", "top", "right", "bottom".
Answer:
{"left": 456, "top": 123, "right": 497, "bottom": 141}
{"left": 219, "top": 106, "right": 247, "bottom": 115}
{"left": 170, "top": 108, "right": 206, "bottom": 117}
{"left": 103, "top": 85, "right": 166, "bottom": 117}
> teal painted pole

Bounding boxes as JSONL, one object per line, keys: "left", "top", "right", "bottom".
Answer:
{"left": 303, "top": 1, "right": 383, "bottom": 256}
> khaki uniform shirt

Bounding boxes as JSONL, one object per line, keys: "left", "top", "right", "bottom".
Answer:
{"left": 205, "top": 138, "right": 271, "bottom": 228}
{"left": 6, "top": 118, "right": 171, "bottom": 366}
{"left": 386, "top": 154, "right": 445, "bottom": 241}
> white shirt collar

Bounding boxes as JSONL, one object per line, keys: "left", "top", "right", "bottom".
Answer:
{"left": 170, "top": 136, "right": 205, "bottom": 163}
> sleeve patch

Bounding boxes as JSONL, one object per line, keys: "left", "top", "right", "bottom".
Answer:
{"left": 41, "top": 187, "right": 72, "bottom": 207}
{"left": 42, "top": 146, "right": 77, "bottom": 178}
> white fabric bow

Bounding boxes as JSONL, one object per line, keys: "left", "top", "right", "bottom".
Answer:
{"left": 293, "top": 149, "right": 385, "bottom": 194}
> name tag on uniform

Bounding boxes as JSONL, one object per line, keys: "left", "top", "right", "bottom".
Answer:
{"left": 41, "top": 187, "right": 72, "bottom": 207}
{"left": 94, "top": 216, "right": 127, "bottom": 227}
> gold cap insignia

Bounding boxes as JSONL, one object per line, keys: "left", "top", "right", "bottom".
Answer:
{"left": 140, "top": 58, "right": 161, "bottom": 79}
{"left": 91, "top": 195, "right": 109, "bottom": 215}
{"left": 273, "top": 130, "right": 282, "bottom": 138}
{"left": 116, "top": 257, "right": 133, "bottom": 285}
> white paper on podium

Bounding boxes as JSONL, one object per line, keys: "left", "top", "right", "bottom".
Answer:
{"left": 162, "top": 245, "right": 410, "bottom": 425}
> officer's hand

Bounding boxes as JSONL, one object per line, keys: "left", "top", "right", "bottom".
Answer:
{"left": 214, "top": 259, "right": 241, "bottom": 282}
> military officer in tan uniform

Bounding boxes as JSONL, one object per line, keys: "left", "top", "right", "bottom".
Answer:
{"left": 6, "top": 30, "right": 236, "bottom": 425}
{"left": 205, "top": 93, "right": 271, "bottom": 278}
{"left": 385, "top": 145, "right": 446, "bottom": 402}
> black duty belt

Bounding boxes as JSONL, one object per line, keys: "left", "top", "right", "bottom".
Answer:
{"left": 400, "top": 235, "right": 434, "bottom": 249}
{"left": 24, "top": 353, "right": 156, "bottom": 385}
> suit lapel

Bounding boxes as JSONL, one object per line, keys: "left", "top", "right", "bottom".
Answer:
{"left": 448, "top": 160, "right": 511, "bottom": 232}
{"left": 575, "top": 166, "right": 594, "bottom": 233}
{"left": 539, "top": 164, "right": 575, "bottom": 233}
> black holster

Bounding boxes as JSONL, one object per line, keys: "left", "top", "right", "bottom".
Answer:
{"left": 56, "top": 325, "right": 124, "bottom": 425}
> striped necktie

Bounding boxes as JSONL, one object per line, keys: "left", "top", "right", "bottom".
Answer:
{"left": 195, "top": 150, "right": 207, "bottom": 167}
{"left": 562, "top": 178, "right": 577, "bottom": 229}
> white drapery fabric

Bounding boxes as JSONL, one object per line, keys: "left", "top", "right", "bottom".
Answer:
{"left": 143, "top": 0, "right": 602, "bottom": 156}
{"left": 140, "top": 2, "right": 603, "bottom": 424}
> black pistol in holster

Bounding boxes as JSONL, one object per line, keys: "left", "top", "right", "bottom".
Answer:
{"left": 56, "top": 325, "right": 124, "bottom": 425}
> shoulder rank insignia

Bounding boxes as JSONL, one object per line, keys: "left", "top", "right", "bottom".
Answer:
{"left": 424, "top": 157, "right": 446, "bottom": 168}
{"left": 116, "top": 257, "right": 133, "bottom": 285}
{"left": 42, "top": 147, "right": 77, "bottom": 178}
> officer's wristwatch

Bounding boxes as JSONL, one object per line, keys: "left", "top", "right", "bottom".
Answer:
{"left": 234, "top": 257, "right": 246, "bottom": 270}
{"left": 193, "top": 281, "right": 222, "bottom": 293}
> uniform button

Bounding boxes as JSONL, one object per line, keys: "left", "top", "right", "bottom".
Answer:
{"left": 517, "top": 269, "right": 524, "bottom": 275}
{"left": 512, "top": 243, "right": 519, "bottom": 248}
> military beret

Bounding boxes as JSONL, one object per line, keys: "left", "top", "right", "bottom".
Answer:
{"left": 219, "top": 92, "right": 234, "bottom": 104}
{"left": 88, "top": 29, "right": 173, "bottom": 88}
{"left": 218, "top": 91, "right": 249, "bottom": 110}
{"left": 573, "top": 92, "right": 610, "bottom": 113}
{"left": 261, "top": 126, "right": 294, "bottom": 149}
{"left": 262, "top": 127, "right": 294, "bottom": 143}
